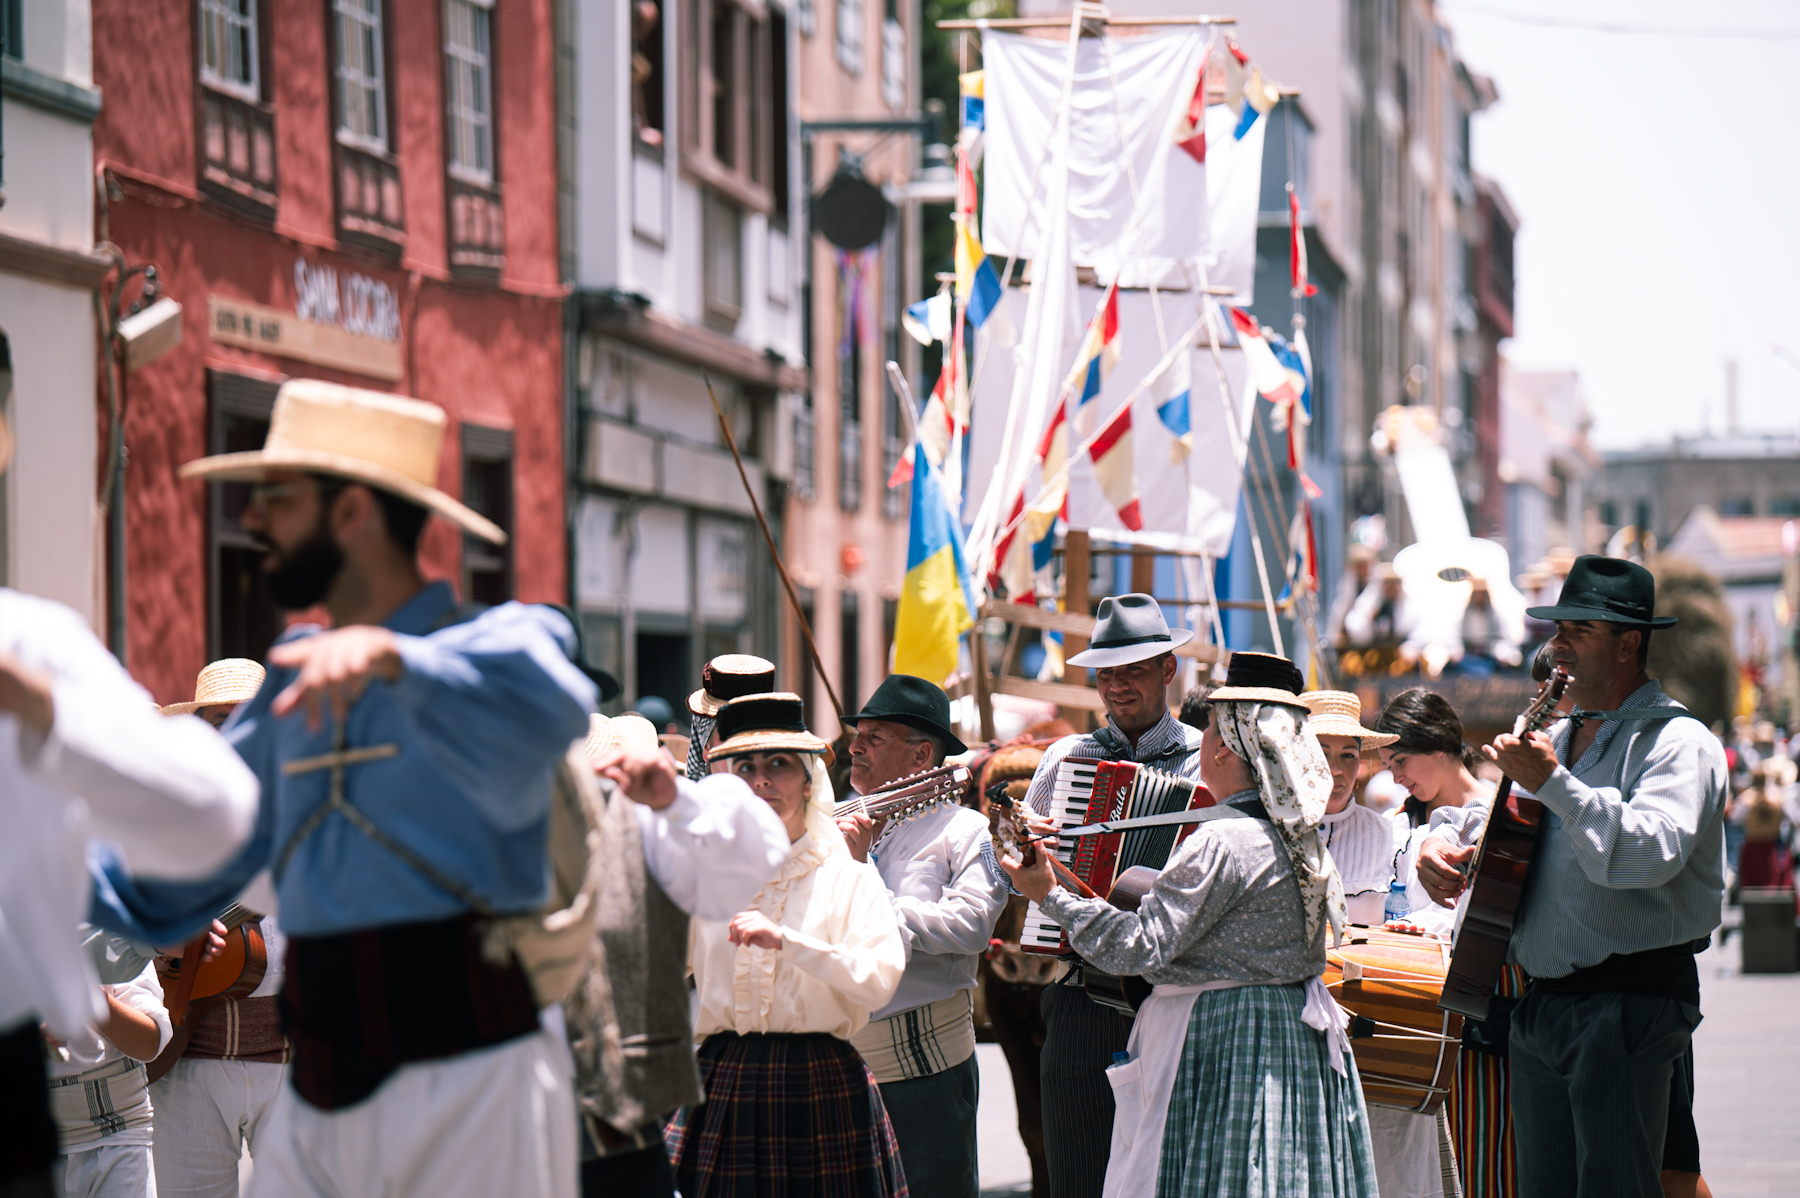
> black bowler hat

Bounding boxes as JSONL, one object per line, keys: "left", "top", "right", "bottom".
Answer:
{"left": 1205, "top": 651, "right": 1308, "bottom": 710}
{"left": 1065, "top": 594, "right": 1195, "bottom": 669}
{"left": 839, "top": 674, "right": 967, "bottom": 755}
{"left": 1525, "top": 555, "right": 1677, "bottom": 629}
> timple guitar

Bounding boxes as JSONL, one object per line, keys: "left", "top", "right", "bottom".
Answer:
{"left": 1437, "top": 659, "right": 1571, "bottom": 1019}
{"left": 146, "top": 903, "right": 267, "bottom": 1083}
{"left": 833, "top": 762, "right": 973, "bottom": 824}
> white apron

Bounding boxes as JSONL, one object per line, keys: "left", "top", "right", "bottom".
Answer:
{"left": 1101, "top": 977, "right": 1352, "bottom": 1198}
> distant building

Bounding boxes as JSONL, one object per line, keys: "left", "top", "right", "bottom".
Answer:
{"left": 1664, "top": 507, "right": 1791, "bottom": 698}
{"left": 1499, "top": 365, "right": 1599, "bottom": 572}
{"left": 0, "top": 0, "right": 109, "bottom": 620}
{"left": 91, "top": 0, "right": 568, "bottom": 702}
{"left": 565, "top": 0, "right": 807, "bottom": 716}
{"left": 1596, "top": 434, "right": 1800, "bottom": 555}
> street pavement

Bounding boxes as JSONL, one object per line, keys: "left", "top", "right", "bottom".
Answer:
{"left": 971, "top": 927, "right": 1800, "bottom": 1197}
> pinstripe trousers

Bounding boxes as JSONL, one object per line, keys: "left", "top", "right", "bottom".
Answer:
{"left": 1039, "top": 982, "right": 1130, "bottom": 1198}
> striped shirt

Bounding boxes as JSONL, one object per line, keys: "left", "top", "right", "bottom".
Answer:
{"left": 1025, "top": 712, "right": 1206, "bottom": 818}
{"left": 1506, "top": 681, "right": 1728, "bottom": 979}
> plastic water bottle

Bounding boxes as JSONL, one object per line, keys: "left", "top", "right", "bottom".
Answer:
{"left": 1384, "top": 878, "right": 1410, "bottom": 924}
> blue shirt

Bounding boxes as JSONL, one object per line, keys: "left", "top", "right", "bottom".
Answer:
{"left": 91, "top": 583, "right": 595, "bottom": 940}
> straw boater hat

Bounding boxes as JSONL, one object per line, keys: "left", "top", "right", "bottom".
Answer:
{"left": 1065, "top": 594, "right": 1194, "bottom": 669}
{"left": 161, "top": 658, "right": 267, "bottom": 716}
{"left": 1204, "top": 651, "right": 1309, "bottom": 710}
{"left": 706, "top": 693, "right": 831, "bottom": 762}
{"left": 688, "top": 654, "right": 776, "bottom": 717}
{"left": 179, "top": 379, "right": 505, "bottom": 543}
{"left": 1300, "top": 690, "right": 1398, "bottom": 750}
{"left": 583, "top": 712, "right": 661, "bottom": 759}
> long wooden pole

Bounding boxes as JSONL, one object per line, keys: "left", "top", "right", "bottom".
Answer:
{"left": 703, "top": 372, "right": 845, "bottom": 723}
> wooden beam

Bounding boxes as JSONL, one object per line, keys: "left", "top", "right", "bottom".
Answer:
{"left": 1131, "top": 548, "right": 1155, "bottom": 595}
{"left": 938, "top": 15, "right": 1236, "bottom": 29}
{"left": 970, "top": 628, "right": 997, "bottom": 742}
{"left": 994, "top": 675, "right": 1109, "bottom": 712}
{"left": 978, "top": 601, "right": 1227, "bottom": 664}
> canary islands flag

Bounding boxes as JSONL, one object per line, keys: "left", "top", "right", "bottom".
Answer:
{"left": 894, "top": 452, "right": 977, "bottom": 685}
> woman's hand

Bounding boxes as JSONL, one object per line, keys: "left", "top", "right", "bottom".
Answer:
{"left": 727, "top": 910, "right": 786, "bottom": 950}
{"left": 999, "top": 843, "right": 1058, "bottom": 905}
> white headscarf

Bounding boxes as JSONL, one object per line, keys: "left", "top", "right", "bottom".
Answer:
{"left": 803, "top": 753, "right": 850, "bottom": 855}
{"left": 1216, "top": 700, "right": 1346, "bottom": 949}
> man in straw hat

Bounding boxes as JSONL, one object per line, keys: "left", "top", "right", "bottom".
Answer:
{"left": 89, "top": 380, "right": 597, "bottom": 1198}
{"left": 160, "top": 657, "right": 267, "bottom": 727}
{"left": 685, "top": 654, "right": 777, "bottom": 781}
{"left": 1414, "top": 555, "right": 1727, "bottom": 1198}
{"left": 1015, "top": 593, "right": 1206, "bottom": 1197}
{"left": 1002, "top": 651, "right": 1375, "bottom": 1198}
{"left": 835, "top": 674, "right": 1000, "bottom": 1198}
{"left": 0, "top": 411, "right": 260, "bottom": 1198}
{"left": 567, "top": 715, "right": 786, "bottom": 1198}
{"left": 151, "top": 658, "right": 298, "bottom": 1198}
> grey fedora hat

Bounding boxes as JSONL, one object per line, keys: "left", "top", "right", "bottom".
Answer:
{"left": 1066, "top": 594, "right": 1194, "bottom": 669}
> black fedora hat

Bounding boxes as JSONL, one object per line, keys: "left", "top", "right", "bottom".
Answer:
{"left": 839, "top": 673, "right": 967, "bottom": 754}
{"left": 1065, "top": 594, "right": 1195, "bottom": 669}
{"left": 1205, "top": 651, "right": 1308, "bottom": 710}
{"left": 1525, "top": 555, "right": 1676, "bottom": 629}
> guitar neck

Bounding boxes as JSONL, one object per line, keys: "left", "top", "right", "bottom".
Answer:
{"left": 215, "top": 903, "right": 262, "bottom": 933}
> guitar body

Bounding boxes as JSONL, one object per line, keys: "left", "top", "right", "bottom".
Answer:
{"left": 1083, "top": 866, "right": 1160, "bottom": 1016}
{"left": 1438, "top": 665, "right": 1570, "bottom": 1021}
{"left": 147, "top": 916, "right": 267, "bottom": 1084}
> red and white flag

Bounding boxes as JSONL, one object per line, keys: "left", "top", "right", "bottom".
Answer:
{"left": 1088, "top": 403, "right": 1142, "bottom": 531}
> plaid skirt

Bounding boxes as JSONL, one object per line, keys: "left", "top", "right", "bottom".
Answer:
{"left": 665, "top": 1032, "right": 909, "bottom": 1198}
{"left": 1157, "top": 984, "right": 1378, "bottom": 1198}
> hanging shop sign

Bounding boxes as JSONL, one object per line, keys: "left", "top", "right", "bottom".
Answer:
{"left": 208, "top": 259, "right": 403, "bottom": 380}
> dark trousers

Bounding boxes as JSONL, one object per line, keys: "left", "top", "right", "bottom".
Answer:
{"left": 878, "top": 1053, "right": 980, "bottom": 1198}
{"left": 0, "top": 1021, "right": 55, "bottom": 1198}
{"left": 579, "top": 1144, "right": 676, "bottom": 1198}
{"left": 1038, "top": 983, "right": 1128, "bottom": 1198}
{"left": 1510, "top": 990, "right": 1700, "bottom": 1198}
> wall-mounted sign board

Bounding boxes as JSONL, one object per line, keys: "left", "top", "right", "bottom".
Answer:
{"left": 208, "top": 295, "right": 403, "bottom": 381}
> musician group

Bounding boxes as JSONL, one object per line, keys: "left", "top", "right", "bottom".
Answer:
{"left": 0, "top": 383, "right": 1729, "bottom": 1198}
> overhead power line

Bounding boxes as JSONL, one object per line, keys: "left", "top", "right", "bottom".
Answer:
{"left": 1438, "top": 1, "right": 1800, "bottom": 39}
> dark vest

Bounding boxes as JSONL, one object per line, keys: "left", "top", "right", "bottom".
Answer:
{"left": 565, "top": 780, "right": 701, "bottom": 1145}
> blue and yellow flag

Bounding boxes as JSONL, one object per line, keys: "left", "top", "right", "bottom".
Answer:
{"left": 893, "top": 450, "right": 977, "bottom": 685}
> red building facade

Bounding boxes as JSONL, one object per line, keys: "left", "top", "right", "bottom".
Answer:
{"left": 92, "top": 0, "right": 566, "bottom": 704}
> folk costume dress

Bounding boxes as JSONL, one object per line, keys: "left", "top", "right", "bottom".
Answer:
{"left": 1039, "top": 698, "right": 1378, "bottom": 1198}
{"left": 668, "top": 764, "right": 911, "bottom": 1197}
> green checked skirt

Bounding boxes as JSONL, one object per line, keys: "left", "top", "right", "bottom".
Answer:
{"left": 1156, "top": 983, "right": 1378, "bottom": 1198}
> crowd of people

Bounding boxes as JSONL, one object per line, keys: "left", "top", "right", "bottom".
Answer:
{"left": 0, "top": 382, "right": 1745, "bottom": 1198}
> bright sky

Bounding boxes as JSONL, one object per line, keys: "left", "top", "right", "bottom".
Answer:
{"left": 1439, "top": 0, "right": 1800, "bottom": 449}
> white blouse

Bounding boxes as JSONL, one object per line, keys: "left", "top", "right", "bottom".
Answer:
{"left": 690, "top": 831, "right": 906, "bottom": 1041}
{"left": 1321, "top": 801, "right": 1402, "bottom": 926}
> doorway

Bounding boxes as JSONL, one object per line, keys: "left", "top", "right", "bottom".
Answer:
{"left": 635, "top": 631, "right": 692, "bottom": 724}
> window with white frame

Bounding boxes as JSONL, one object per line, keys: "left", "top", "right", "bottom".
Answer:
{"left": 443, "top": 0, "right": 494, "bottom": 183}
{"left": 334, "top": 0, "right": 389, "bottom": 150}
{"left": 199, "top": 0, "right": 259, "bottom": 100}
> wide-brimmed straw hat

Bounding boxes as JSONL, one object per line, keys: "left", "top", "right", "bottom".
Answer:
{"left": 583, "top": 712, "right": 660, "bottom": 759}
{"left": 707, "top": 693, "right": 831, "bottom": 761}
{"left": 1205, "top": 651, "right": 1309, "bottom": 710}
{"left": 161, "top": 658, "right": 267, "bottom": 715}
{"left": 1065, "top": 594, "right": 1194, "bottom": 669}
{"left": 688, "top": 654, "right": 777, "bottom": 717}
{"left": 179, "top": 379, "right": 505, "bottom": 544}
{"left": 1300, "top": 690, "right": 1398, "bottom": 750}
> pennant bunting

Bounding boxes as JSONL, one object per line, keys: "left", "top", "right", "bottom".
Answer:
{"left": 1152, "top": 347, "right": 1194, "bottom": 461}
{"left": 1172, "top": 53, "right": 1209, "bottom": 164}
{"left": 960, "top": 69, "right": 986, "bottom": 131}
{"left": 1266, "top": 329, "right": 1313, "bottom": 469}
{"left": 954, "top": 221, "right": 1003, "bottom": 329}
{"left": 1067, "top": 284, "right": 1122, "bottom": 408}
{"left": 1087, "top": 402, "right": 1142, "bottom": 531}
{"left": 1288, "top": 186, "right": 1318, "bottom": 297}
{"left": 902, "top": 292, "right": 953, "bottom": 346}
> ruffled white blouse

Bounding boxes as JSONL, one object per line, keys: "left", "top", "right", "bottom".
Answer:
{"left": 690, "top": 831, "right": 907, "bottom": 1041}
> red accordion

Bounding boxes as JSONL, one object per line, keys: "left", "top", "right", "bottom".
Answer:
{"left": 1021, "top": 758, "right": 1212, "bottom": 956}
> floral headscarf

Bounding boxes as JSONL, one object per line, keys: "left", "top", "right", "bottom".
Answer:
{"left": 1216, "top": 699, "right": 1346, "bottom": 949}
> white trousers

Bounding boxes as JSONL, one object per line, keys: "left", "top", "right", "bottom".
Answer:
{"left": 150, "top": 1059, "right": 284, "bottom": 1198}
{"left": 246, "top": 1028, "right": 576, "bottom": 1198}
{"left": 55, "top": 1144, "right": 158, "bottom": 1198}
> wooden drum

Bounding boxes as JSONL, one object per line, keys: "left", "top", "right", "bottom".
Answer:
{"left": 1324, "top": 927, "right": 1464, "bottom": 1114}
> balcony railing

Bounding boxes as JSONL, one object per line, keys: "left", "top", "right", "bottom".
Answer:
{"left": 336, "top": 138, "right": 405, "bottom": 252}
{"left": 199, "top": 86, "right": 277, "bottom": 216}
{"left": 792, "top": 405, "right": 816, "bottom": 501}
{"left": 881, "top": 434, "right": 905, "bottom": 519}
{"left": 447, "top": 175, "right": 505, "bottom": 276}
{"left": 838, "top": 417, "right": 862, "bottom": 512}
